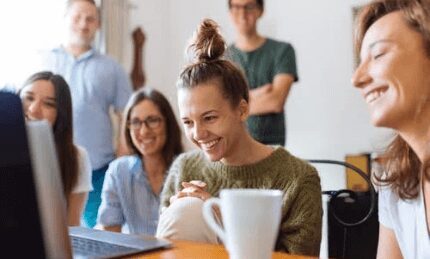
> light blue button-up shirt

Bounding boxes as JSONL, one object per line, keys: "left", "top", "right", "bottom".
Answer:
{"left": 43, "top": 47, "right": 132, "bottom": 169}
{"left": 97, "top": 155, "right": 163, "bottom": 235}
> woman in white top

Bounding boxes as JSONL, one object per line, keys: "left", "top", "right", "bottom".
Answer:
{"left": 19, "top": 71, "right": 93, "bottom": 226}
{"left": 352, "top": 1, "right": 430, "bottom": 258}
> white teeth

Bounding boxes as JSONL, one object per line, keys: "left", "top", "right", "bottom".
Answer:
{"left": 200, "top": 139, "right": 219, "bottom": 150}
{"left": 366, "top": 90, "right": 384, "bottom": 104}
{"left": 142, "top": 139, "right": 154, "bottom": 144}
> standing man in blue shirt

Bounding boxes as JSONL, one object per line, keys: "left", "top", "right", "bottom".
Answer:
{"left": 42, "top": 0, "right": 133, "bottom": 227}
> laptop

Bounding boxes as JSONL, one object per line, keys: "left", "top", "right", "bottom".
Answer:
{"left": 0, "top": 92, "right": 172, "bottom": 259}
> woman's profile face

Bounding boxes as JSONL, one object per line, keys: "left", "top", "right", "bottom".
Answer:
{"left": 20, "top": 79, "right": 58, "bottom": 126}
{"left": 128, "top": 99, "right": 167, "bottom": 157}
{"left": 352, "top": 11, "right": 430, "bottom": 130}
{"left": 178, "top": 83, "right": 246, "bottom": 162}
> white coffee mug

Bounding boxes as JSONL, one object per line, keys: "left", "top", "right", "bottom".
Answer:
{"left": 202, "top": 189, "right": 283, "bottom": 259}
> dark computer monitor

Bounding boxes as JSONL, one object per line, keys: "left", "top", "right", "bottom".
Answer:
{"left": 0, "top": 92, "right": 71, "bottom": 258}
{"left": 0, "top": 92, "right": 46, "bottom": 258}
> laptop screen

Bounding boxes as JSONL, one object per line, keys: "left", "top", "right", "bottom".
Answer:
{"left": 0, "top": 92, "right": 46, "bottom": 258}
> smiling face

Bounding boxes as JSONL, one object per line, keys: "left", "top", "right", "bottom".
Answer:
{"left": 65, "top": 0, "right": 99, "bottom": 49}
{"left": 128, "top": 99, "right": 167, "bottom": 157}
{"left": 20, "top": 80, "right": 58, "bottom": 126}
{"left": 178, "top": 83, "right": 247, "bottom": 163}
{"left": 229, "top": 0, "right": 262, "bottom": 36}
{"left": 352, "top": 11, "right": 430, "bottom": 130}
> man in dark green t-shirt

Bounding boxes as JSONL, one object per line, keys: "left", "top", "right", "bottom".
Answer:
{"left": 226, "top": 0, "right": 299, "bottom": 145}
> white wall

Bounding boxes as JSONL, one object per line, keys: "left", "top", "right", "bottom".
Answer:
{"left": 127, "top": 0, "right": 392, "bottom": 191}
{"left": 0, "top": 0, "right": 67, "bottom": 87}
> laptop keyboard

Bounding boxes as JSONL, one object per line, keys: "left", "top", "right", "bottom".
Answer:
{"left": 71, "top": 236, "right": 141, "bottom": 258}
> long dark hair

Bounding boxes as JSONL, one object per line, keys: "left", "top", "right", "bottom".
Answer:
{"left": 177, "top": 19, "right": 249, "bottom": 109}
{"left": 122, "top": 88, "right": 183, "bottom": 168}
{"left": 21, "top": 71, "right": 78, "bottom": 203}
{"left": 354, "top": 0, "right": 430, "bottom": 199}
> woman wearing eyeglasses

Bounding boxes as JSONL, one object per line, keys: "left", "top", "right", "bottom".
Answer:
{"left": 96, "top": 88, "right": 183, "bottom": 234}
{"left": 226, "top": 0, "right": 298, "bottom": 146}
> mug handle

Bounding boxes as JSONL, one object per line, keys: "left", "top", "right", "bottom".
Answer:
{"left": 202, "top": 198, "right": 225, "bottom": 242}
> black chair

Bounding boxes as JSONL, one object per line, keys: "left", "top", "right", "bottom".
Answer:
{"left": 307, "top": 159, "right": 379, "bottom": 259}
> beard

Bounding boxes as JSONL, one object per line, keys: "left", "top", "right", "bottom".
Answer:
{"left": 67, "top": 33, "right": 94, "bottom": 49}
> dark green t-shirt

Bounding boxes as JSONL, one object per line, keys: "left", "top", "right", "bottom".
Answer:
{"left": 227, "top": 38, "right": 298, "bottom": 145}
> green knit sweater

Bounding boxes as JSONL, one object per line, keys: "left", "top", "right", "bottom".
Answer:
{"left": 160, "top": 146, "right": 322, "bottom": 256}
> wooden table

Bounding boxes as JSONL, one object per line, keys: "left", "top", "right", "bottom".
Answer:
{"left": 127, "top": 240, "right": 316, "bottom": 259}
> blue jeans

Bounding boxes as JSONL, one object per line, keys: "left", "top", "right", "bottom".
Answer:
{"left": 81, "top": 164, "right": 109, "bottom": 228}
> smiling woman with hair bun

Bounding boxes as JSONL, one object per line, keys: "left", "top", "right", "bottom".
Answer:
{"left": 155, "top": 18, "right": 322, "bottom": 256}
{"left": 187, "top": 19, "right": 226, "bottom": 62}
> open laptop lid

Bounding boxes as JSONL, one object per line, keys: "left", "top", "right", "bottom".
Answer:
{"left": 0, "top": 92, "right": 71, "bottom": 258}
{"left": 0, "top": 92, "right": 46, "bottom": 258}
{"left": 26, "top": 120, "right": 72, "bottom": 258}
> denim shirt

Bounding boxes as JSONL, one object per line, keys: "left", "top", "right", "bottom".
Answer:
{"left": 97, "top": 155, "right": 164, "bottom": 235}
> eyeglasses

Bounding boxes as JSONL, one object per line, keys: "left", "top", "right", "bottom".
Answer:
{"left": 128, "top": 116, "right": 163, "bottom": 130}
{"left": 229, "top": 3, "right": 259, "bottom": 13}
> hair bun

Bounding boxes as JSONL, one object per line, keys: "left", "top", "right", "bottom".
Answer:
{"left": 187, "top": 19, "right": 226, "bottom": 63}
